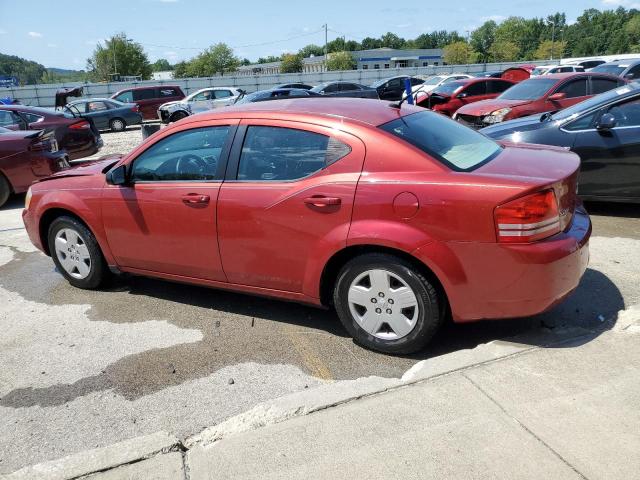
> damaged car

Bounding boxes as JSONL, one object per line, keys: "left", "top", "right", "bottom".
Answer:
{"left": 158, "top": 87, "right": 243, "bottom": 123}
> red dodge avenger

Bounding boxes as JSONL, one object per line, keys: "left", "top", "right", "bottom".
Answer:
{"left": 22, "top": 98, "right": 591, "bottom": 354}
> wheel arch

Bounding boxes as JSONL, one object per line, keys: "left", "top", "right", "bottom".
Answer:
{"left": 319, "top": 244, "right": 450, "bottom": 319}
{"left": 39, "top": 208, "right": 98, "bottom": 257}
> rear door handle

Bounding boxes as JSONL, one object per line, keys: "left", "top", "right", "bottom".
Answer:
{"left": 304, "top": 196, "right": 341, "bottom": 207}
{"left": 182, "top": 193, "right": 210, "bottom": 204}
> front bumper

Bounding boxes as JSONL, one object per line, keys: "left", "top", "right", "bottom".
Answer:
{"left": 417, "top": 206, "right": 591, "bottom": 322}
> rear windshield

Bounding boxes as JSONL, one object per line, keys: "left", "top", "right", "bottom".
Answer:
{"left": 380, "top": 110, "right": 502, "bottom": 171}
{"left": 590, "top": 64, "right": 626, "bottom": 76}
{"left": 498, "top": 78, "right": 557, "bottom": 100}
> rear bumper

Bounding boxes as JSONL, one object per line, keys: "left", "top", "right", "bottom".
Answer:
{"left": 420, "top": 206, "right": 591, "bottom": 322}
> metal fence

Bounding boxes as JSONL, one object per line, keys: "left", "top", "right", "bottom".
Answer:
{"left": 3, "top": 60, "right": 556, "bottom": 108}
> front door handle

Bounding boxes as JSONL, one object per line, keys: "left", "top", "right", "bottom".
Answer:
{"left": 182, "top": 193, "right": 210, "bottom": 204}
{"left": 304, "top": 196, "right": 341, "bottom": 207}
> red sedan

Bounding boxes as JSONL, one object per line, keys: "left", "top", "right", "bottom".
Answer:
{"left": 415, "top": 77, "right": 516, "bottom": 116}
{"left": 454, "top": 72, "right": 625, "bottom": 128}
{"left": 0, "top": 127, "right": 69, "bottom": 207}
{"left": 22, "top": 99, "right": 590, "bottom": 354}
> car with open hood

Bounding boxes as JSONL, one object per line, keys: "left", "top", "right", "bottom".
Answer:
{"left": 454, "top": 72, "right": 625, "bottom": 129}
{"left": 157, "top": 87, "right": 243, "bottom": 123}
{"left": 22, "top": 98, "right": 590, "bottom": 355}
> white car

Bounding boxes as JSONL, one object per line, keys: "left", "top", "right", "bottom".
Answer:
{"left": 403, "top": 74, "right": 473, "bottom": 102}
{"left": 158, "top": 87, "right": 243, "bottom": 123}
{"left": 530, "top": 65, "right": 584, "bottom": 76}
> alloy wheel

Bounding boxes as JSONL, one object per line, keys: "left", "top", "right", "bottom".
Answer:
{"left": 54, "top": 228, "right": 92, "bottom": 279}
{"left": 347, "top": 269, "right": 419, "bottom": 340}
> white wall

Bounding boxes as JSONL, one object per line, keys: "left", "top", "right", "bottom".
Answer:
{"left": 4, "top": 60, "right": 556, "bottom": 108}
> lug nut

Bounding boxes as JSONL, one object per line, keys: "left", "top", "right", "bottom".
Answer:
{"left": 388, "top": 299, "right": 394, "bottom": 305}
{"left": 378, "top": 292, "right": 385, "bottom": 297}
{"left": 371, "top": 298, "right": 377, "bottom": 303}
{"left": 375, "top": 308, "right": 382, "bottom": 314}
{"left": 386, "top": 309, "right": 392, "bottom": 314}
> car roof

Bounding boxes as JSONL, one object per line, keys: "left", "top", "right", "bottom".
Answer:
{"left": 197, "top": 97, "right": 423, "bottom": 127}
{"left": 0, "top": 105, "right": 61, "bottom": 115}
{"left": 69, "top": 98, "right": 116, "bottom": 103}
{"left": 532, "top": 72, "right": 617, "bottom": 80}
{"left": 113, "top": 84, "right": 181, "bottom": 92}
{"left": 599, "top": 59, "right": 640, "bottom": 66}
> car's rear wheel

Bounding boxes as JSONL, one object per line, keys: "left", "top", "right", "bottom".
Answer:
{"left": 334, "top": 253, "right": 441, "bottom": 354}
{"left": 170, "top": 111, "right": 188, "bottom": 123}
{"left": 47, "top": 216, "right": 107, "bottom": 289}
{"left": 0, "top": 174, "right": 11, "bottom": 208}
{"left": 109, "top": 118, "right": 126, "bottom": 132}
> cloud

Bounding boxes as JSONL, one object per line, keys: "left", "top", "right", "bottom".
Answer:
{"left": 481, "top": 15, "right": 506, "bottom": 23}
{"left": 28, "top": 31, "right": 43, "bottom": 38}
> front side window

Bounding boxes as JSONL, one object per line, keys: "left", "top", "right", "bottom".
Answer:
{"left": 237, "top": 126, "right": 351, "bottom": 181}
{"left": 131, "top": 126, "right": 230, "bottom": 181}
{"left": 0, "top": 110, "right": 22, "bottom": 128}
{"left": 556, "top": 78, "right": 588, "bottom": 98}
{"left": 463, "top": 81, "right": 486, "bottom": 96}
{"left": 607, "top": 97, "right": 640, "bottom": 127}
{"left": 191, "top": 91, "right": 213, "bottom": 101}
{"left": 114, "top": 91, "right": 133, "bottom": 103}
{"left": 380, "top": 110, "right": 502, "bottom": 171}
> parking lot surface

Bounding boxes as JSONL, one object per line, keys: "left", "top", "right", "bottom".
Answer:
{"left": 0, "top": 129, "right": 639, "bottom": 473}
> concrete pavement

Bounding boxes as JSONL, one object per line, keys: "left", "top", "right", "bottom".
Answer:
{"left": 6, "top": 312, "right": 640, "bottom": 479}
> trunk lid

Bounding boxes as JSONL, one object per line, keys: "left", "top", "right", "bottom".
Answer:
{"left": 476, "top": 142, "right": 579, "bottom": 231}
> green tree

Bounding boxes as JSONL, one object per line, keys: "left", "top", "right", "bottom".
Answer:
{"left": 360, "top": 37, "right": 382, "bottom": 50}
{"left": 182, "top": 43, "right": 239, "bottom": 77}
{"left": 86, "top": 33, "right": 152, "bottom": 81}
{"left": 380, "top": 32, "right": 405, "bottom": 49}
{"left": 280, "top": 53, "right": 303, "bottom": 73}
{"left": 488, "top": 40, "right": 520, "bottom": 62}
{"left": 298, "top": 44, "right": 324, "bottom": 58}
{"left": 0, "top": 53, "right": 46, "bottom": 85}
{"left": 325, "top": 51, "right": 356, "bottom": 71}
{"left": 470, "top": 21, "right": 497, "bottom": 62}
{"left": 151, "top": 58, "right": 172, "bottom": 71}
{"left": 534, "top": 40, "right": 567, "bottom": 60}
{"left": 257, "top": 55, "right": 281, "bottom": 64}
{"left": 443, "top": 42, "right": 477, "bottom": 65}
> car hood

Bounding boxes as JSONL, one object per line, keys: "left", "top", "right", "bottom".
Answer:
{"left": 159, "top": 100, "right": 186, "bottom": 110}
{"left": 41, "top": 155, "right": 123, "bottom": 181}
{"left": 456, "top": 98, "right": 532, "bottom": 116}
{"left": 481, "top": 113, "right": 552, "bottom": 138}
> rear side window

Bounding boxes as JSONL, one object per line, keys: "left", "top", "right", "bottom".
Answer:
{"left": 214, "top": 90, "right": 232, "bottom": 99}
{"left": 340, "top": 83, "right": 360, "bottom": 91}
{"left": 463, "top": 82, "right": 486, "bottom": 96}
{"left": 159, "top": 87, "right": 179, "bottom": 97}
{"left": 380, "top": 111, "right": 501, "bottom": 171}
{"left": 237, "top": 126, "right": 351, "bottom": 181}
{"left": 591, "top": 78, "right": 620, "bottom": 94}
{"left": 134, "top": 88, "right": 157, "bottom": 101}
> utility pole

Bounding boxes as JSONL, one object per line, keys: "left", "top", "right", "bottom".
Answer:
{"left": 550, "top": 20, "right": 556, "bottom": 61}
{"left": 323, "top": 24, "right": 328, "bottom": 71}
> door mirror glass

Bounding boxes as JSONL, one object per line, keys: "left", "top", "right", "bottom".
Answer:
{"left": 106, "top": 164, "right": 127, "bottom": 185}
{"left": 457, "top": 92, "right": 469, "bottom": 99}
{"left": 597, "top": 113, "right": 617, "bottom": 130}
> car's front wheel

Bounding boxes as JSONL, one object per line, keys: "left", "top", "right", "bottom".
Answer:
{"left": 48, "top": 216, "right": 108, "bottom": 289}
{"left": 334, "top": 253, "right": 441, "bottom": 354}
{"left": 0, "top": 174, "right": 11, "bottom": 208}
{"left": 169, "top": 111, "right": 189, "bottom": 123}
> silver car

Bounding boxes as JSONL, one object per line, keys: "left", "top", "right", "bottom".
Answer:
{"left": 157, "top": 87, "right": 243, "bottom": 123}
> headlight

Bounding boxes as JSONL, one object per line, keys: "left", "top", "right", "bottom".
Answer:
{"left": 484, "top": 108, "right": 512, "bottom": 124}
{"left": 25, "top": 187, "right": 32, "bottom": 210}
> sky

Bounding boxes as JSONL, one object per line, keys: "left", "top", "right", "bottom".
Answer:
{"left": 0, "top": 0, "right": 628, "bottom": 69}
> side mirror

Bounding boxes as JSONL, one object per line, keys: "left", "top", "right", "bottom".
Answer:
{"left": 548, "top": 92, "right": 567, "bottom": 101}
{"left": 457, "top": 92, "right": 469, "bottom": 99}
{"left": 596, "top": 113, "right": 617, "bottom": 131}
{"left": 106, "top": 164, "right": 127, "bottom": 185}
{"left": 624, "top": 73, "right": 635, "bottom": 80}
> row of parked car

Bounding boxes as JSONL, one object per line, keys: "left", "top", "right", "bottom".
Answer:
{"left": 1, "top": 56, "right": 639, "bottom": 208}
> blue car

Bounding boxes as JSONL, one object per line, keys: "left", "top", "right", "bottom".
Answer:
{"left": 65, "top": 98, "right": 143, "bottom": 132}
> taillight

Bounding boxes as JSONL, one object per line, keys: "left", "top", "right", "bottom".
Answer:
{"left": 70, "top": 121, "right": 91, "bottom": 130}
{"left": 494, "top": 189, "right": 560, "bottom": 243}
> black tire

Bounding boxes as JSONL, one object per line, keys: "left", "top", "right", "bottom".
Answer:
{"left": 0, "top": 174, "right": 10, "bottom": 208}
{"left": 333, "top": 253, "right": 441, "bottom": 355}
{"left": 109, "top": 118, "right": 126, "bottom": 132}
{"left": 47, "top": 216, "right": 108, "bottom": 289}
{"left": 169, "top": 111, "right": 188, "bottom": 123}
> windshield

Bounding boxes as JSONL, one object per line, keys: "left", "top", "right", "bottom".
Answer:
{"left": 234, "top": 91, "right": 269, "bottom": 104}
{"left": 422, "top": 76, "right": 445, "bottom": 85}
{"left": 371, "top": 78, "right": 396, "bottom": 88}
{"left": 590, "top": 64, "right": 627, "bottom": 76}
{"left": 432, "top": 81, "right": 466, "bottom": 96}
{"left": 498, "top": 78, "right": 556, "bottom": 100}
{"left": 380, "top": 110, "right": 502, "bottom": 171}
{"left": 552, "top": 84, "right": 638, "bottom": 121}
